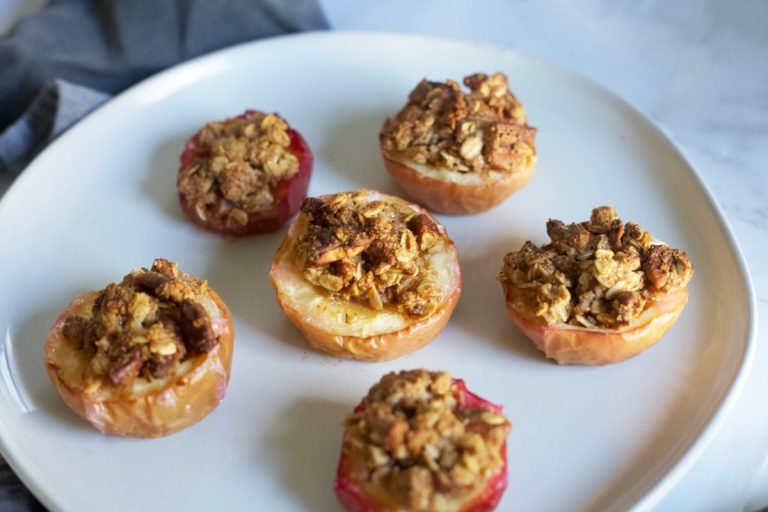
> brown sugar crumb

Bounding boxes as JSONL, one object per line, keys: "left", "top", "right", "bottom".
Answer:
{"left": 380, "top": 72, "right": 537, "bottom": 175}
{"left": 61, "top": 259, "right": 223, "bottom": 388}
{"left": 498, "top": 207, "right": 694, "bottom": 328}
{"left": 295, "top": 192, "right": 445, "bottom": 318}
{"left": 177, "top": 111, "right": 299, "bottom": 229}
{"left": 343, "top": 370, "right": 510, "bottom": 511}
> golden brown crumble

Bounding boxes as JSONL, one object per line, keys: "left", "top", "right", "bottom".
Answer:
{"left": 177, "top": 111, "right": 299, "bottom": 229}
{"left": 296, "top": 192, "right": 444, "bottom": 318}
{"left": 380, "top": 72, "right": 537, "bottom": 175}
{"left": 61, "top": 259, "right": 222, "bottom": 387}
{"left": 498, "top": 207, "right": 694, "bottom": 328}
{"left": 343, "top": 370, "right": 510, "bottom": 511}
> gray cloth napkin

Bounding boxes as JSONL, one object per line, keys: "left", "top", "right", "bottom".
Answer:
{"left": 0, "top": 80, "right": 110, "bottom": 174}
{"left": 0, "top": 1, "right": 327, "bottom": 510}
{"left": 0, "top": 0, "right": 328, "bottom": 175}
{"left": 0, "top": 455, "right": 46, "bottom": 512}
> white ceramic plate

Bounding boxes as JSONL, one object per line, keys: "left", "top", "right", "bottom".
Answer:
{"left": 0, "top": 33, "right": 756, "bottom": 512}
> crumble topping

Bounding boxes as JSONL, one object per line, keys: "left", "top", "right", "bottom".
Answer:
{"left": 61, "top": 259, "right": 222, "bottom": 387}
{"left": 498, "top": 207, "right": 694, "bottom": 328}
{"left": 380, "top": 72, "right": 537, "bottom": 175}
{"left": 295, "top": 191, "right": 445, "bottom": 318}
{"left": 177, "top": 111, "right": 299, "bottom": 229}
{"left": 343, "top": 370, "right": 510, "bottom": 511}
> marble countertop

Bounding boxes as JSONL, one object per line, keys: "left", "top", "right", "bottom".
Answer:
{"left": 2, "top": 1, "right": 766, "bottom": 510}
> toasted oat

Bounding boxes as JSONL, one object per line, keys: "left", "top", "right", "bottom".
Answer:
{"left": 380, "top": 72, "right": 537, "bottom": 175}
{"left": 296, "top": 192, "right": 444, "bottom": 318}
{"left": 498, "top": 207, "right": 694, "bottom": 328}
{"left": 61, "top": 259, "right": 221, "bottom": 387}
{"left": 177, "top": 111, "right": 299, "bottom": 229}
{"left": 343, "top": 370, "right": 510, "bottom": 511}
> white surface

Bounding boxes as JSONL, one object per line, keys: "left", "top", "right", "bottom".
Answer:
{"left": 0, "top": 33, "right": 756, "bottom": 512}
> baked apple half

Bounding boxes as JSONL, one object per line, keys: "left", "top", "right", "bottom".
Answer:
{"left": 269, "top": 190, "right": 461, "bottom": 361}
{"left": 498, "top": 207, "right": 694, "bottom": 365}
{"left": 380, "top": 72, "right": 537, "bottom": 215}
{"left": 177, "top": 109, "right": 313, "bottom": 236}
{"left": 44, "top": 259, "right": 234, "bottom": 437}
{"left": 335, "top": 369, "right": 511, "bottom": 512}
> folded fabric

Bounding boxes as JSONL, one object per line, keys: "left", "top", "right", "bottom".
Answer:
{"left": 0, "top": 456, "right": 46, "bottom": 512}
{"left": 0, "top": 80, "right": 110, "bottom": 174}
{"left": 0, "top": 1, "right": 327, "bottom": 509}
{"left": 0, "top": 0, "right": 328, "bottom": 174}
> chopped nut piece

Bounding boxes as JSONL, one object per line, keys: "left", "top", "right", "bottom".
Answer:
{"left": 546, "top": 219, "right": 591, "bottom": 254}
{"left": 62, "top": 315, "right": 87, "bottom": 348}
{"left": 296, "top": 192, "right": 445, "bottom": 318}
{"left": 151, "top": 258, "right": 178, "bottom": 278}
{"left": 381, "top": 72, "right": 536, "bottom": 175}
{"left": 108, "top": 347, "right": 142, "bottom": 387}
{"left": 180, "top": 299, "right": 217, "bottom": 353}
{"left": 130, "top": 271, "right": 169, "bottom": 292}
{"left": 61, "top": 259, "right": 222, "bottom": 388}
{"left": 499, "top": 207, "right": 694, "bottom": 328}
{"left": 643, "top": 244, "right": 694, "bottom": 291}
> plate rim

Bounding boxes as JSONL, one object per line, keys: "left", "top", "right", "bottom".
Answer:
{"left": 0, "top": 30, "right": 757, "bottom": 512}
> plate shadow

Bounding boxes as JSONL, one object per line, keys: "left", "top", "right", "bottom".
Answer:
{"left": 451, "top": 235, "right": 548, "bottom": 364}
{"left": 262, "top": 397, "right": 349, "bottom": 512}
{"left": 143, "top": 134, "right": 190, "bottom": 223}
{"left": 203, "top": 235, "right": 329, "bottom": 358}
{"left": 580, "top": 354, "right": 717, "bottom": 511}
{"left": 319, "top": 108, "right": 400, "bottom": 194}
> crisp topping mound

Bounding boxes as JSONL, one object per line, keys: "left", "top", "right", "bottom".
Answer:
{"left": 380, "top": 72, "right": 537, "bottom": 175}
{"left": 177, "top": 111, "right": 299, "bottom": 229}
{"left": 296, "top": 192, "right": 445, "bottom": 318}
{"left": 344, "top": 370, "right": 510, "bottom": 511}
{"left": 61, "top": 259, "right": 221, "bottom": 388}
{"left": 498, "top": 207, "right": 694, "bottom": 328}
